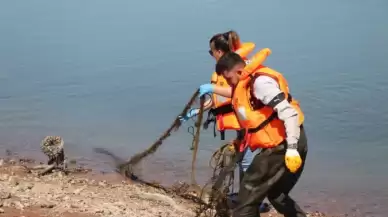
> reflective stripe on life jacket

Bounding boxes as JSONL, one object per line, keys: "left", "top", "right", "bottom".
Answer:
{"left": 231, "top": 66, "right": 304, "bottom": 151}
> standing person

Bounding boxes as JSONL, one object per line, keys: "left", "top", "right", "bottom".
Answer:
{"left": 181, "top": 30, "right": 258, "bottom": 174}
{"left": 180, "top": 31, "right": 271, "bottom": 212}
{"left": 198, "top": 51, "right": 308, "bottom": 217}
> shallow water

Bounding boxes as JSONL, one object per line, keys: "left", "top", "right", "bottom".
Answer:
{"left": 1, "top": 0, "right": 388, "bottom": 216}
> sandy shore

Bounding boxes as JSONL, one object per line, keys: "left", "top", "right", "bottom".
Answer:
{"left": 0, "top": 157, "right": 334, "bottom": 217}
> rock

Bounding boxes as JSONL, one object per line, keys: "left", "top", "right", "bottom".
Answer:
{"left": 8, "top": 176, "right": 19, "bottom": 186}
{"left": 9, "top": 158, "right": 16, "bottom": 165}
{"left": 41, "top": 203, "right": 55, "bottom": 208}
{"left": 0, "top": 191, "right": 11, "bottom": 199}
{"left": 13, "top": 201, "right": 24, "bottom": 210}
{"left": 70, "top": 204, "right": 79, "bottom": 209}
{"left": 98, "top": 180, "right": 107, "bottom": 187}
{"left": 95, "top": 209, "right": 104, "bottom": 214}
{"left": 0, "top": 159, "right": 4, "bottom": 166}
{"left": 73, "top": 186, "right": 86, "bottom": 195}
{"left": 16, "top": 182, "right": 34, "bottom": 192}
{"left": 57, "top": 172, "right": 64, "bottom": 179}
{"left": 0, "top": 208, "right": 4, "bottom": 213}
{"left": 24, "top": 182, "right": 34, "bottom": 189}
{"left": 9, "top": 165, "right": 29, "bottom": 174}
{"left": 0, "top": 174, "right": 9, "bottom": 181}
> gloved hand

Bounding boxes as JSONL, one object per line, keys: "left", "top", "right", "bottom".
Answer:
{"left": 199, "top": 84, "right": 214, "bottom": 97}
{"left": 179, "top": 108, "right": 199, "bottom": 122}
{"left": 285, "top": 145, "right": 302, "bottom": 173}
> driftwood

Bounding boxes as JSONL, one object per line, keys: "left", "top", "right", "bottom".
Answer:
{"left": 38, "top": 136, "right": 67, "bottom": 176}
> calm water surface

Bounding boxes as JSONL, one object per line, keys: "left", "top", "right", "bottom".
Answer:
{"left": 1, "top": 1, "right": 388, "bottom": 216}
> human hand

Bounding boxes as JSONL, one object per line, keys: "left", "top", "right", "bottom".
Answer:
{"left": 199, "top": 84, "right": 214, "bottom": 97}
{"left": 179, "top": 108, "right": 199, "bottom": 122}
{"left": 285, "top": 147, "right": 302, "bottom": 173}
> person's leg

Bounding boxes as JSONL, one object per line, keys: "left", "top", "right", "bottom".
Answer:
{"left": 267, "top": 127, "right": 308, "bottom": 217}
{"left": 232, "top": 146, "right": 286, "bottom": 217}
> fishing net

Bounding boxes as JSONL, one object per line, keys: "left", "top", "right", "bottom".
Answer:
{"left": 94, "top": 90, "right": 241, "bottom": 216}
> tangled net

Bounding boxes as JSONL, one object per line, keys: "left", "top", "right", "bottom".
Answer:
{"left": 115, "top": 90, "right": 200, "bottom": 178}
{"left": 193, "top": 142, "right": 238, "bottom": 217}
{"left": 94, "top": 90, "right": 239, "bottom": 216}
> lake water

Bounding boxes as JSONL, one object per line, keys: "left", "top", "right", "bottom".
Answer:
{"left": 1, "top": 0, "right": 387, "bottom": 216}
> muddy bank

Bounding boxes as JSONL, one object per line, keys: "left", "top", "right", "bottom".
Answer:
{"left": 0, "top": 157, "right": 334, "bottom": 217}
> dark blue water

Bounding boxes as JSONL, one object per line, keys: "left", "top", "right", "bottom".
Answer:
{"left": 1, "top": 1, "right": 387, "bottom": 216}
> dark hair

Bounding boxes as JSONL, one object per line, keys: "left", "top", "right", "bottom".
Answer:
{"left": 209, "top": 30, "right": 241, "bottom": 54}
{"left": 215, "top": 52, "right": 245, "bottom": 75}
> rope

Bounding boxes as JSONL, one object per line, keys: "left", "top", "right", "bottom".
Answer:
{"left": 190, "top": 95, "right": 205, "bottom": 186}
{"left": 115, "top": 90, "right": 200, "bottom": 177}
{"left": 94, "top": 90, "right": 240, "bottom": 216}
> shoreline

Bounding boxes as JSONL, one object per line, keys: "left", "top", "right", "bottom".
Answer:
{"left": 0, "top": 156, "right": 336, "bottom": 217}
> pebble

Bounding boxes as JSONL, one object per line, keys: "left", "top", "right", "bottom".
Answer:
{"left": 8, "top": 176, "right": 19, "bottom": 186}
{"left": 0, "top": 192, "right": 11, "bottom": 199}
{"left": 16, "top": 182, "right": 35, "bottom": 192}
{"left": 41, "top": 203, "right": 55, "bottom": 208}
{"left": 9, "top": 165, "right": 29, "bottom": 174}
{"left": 98, "top": 180, "right": 107, "bottom": 187}
{"left": 57, "top": 172, "right": 63, "bottom": 179}
{"left": 95, "top": 209, "right": 104, "bottom": 214}
{"left": 0, "top": 174, "right": 9, "bottom": 181}
{"left": 73, "top": 186, "right": 86, "bottom": 195}
{"left": 13, "top": 201, "right": 24, "bottom": 210}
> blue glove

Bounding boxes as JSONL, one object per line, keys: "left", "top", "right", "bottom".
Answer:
{"left": 199, "top": 84, "right": 214, "bottom": 97}
{"left": 179, "top": 108, "right": 200, "bottom": 122}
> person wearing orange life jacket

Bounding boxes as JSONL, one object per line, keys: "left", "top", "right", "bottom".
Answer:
{"left": 206, "top": 31, "right": 255, "bottom": 142}
{"left": 180, "top": 31, "right": 258, "bottom": 173}
{"left": 181, "top": 30, "right": 255, "bottom": 143}
{"left": 198, "top": 51, "right": 308, "bottom": 217}
{"left": 180, "top": 31, "right": 272, "bottom": 213}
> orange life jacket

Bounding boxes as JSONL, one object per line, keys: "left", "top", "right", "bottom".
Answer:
{"left": 205, "top": 45, "right": 271, "bottom": 140}
{"left": 231, "top": 66, "right": 304, "bottom": 151}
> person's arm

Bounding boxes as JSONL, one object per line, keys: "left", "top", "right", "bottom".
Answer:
{"left": 253, "top": 76, "right": 300, "bottom": 146}
{"left": 213, "top": 86, "right": 232, "bottom": 98}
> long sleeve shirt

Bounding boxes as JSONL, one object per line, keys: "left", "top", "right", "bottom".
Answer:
{"left": 252, "top": 76, "right": 300, "bottom": 145}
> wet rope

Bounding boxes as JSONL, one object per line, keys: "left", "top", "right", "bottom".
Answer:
{"left": 190, "top": 95, "right": 205, "bottom": 186}
{"left": 115, "top": 90, "right": 200, "bottom": 177}
{"left": 94, "top": 90, "right": 238, "bottom": 216}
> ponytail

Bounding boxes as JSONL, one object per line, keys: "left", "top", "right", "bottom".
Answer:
{"left": 226, "top": 30, "right": 242, "bottom": 51}
{"left": 209, "top": 30, "right": 242, "bottom": 53}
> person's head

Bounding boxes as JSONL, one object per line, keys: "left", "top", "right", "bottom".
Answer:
{"left": 209, "top": 30, "right": 242, "bottom": 61}
{"left": 215, "top": 52, "right": 246, "bottom": 86}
